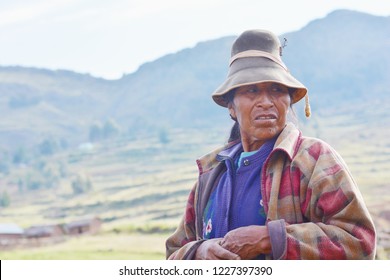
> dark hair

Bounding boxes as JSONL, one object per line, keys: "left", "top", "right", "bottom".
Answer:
{"left": 225, "top": 89, "right": 240, "bottom": 142}
{"left": 228, "top": 121, "right": 241, "bottom": 142}
{"left": 222, "top": 89, "right": 236, "bottom": 105}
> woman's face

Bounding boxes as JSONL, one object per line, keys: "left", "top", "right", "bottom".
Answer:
{"left": 228, "top": 82, "right": 291, "bottom": 151}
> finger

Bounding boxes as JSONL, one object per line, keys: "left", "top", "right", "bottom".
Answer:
{"left": 220, "top": 239, "right": 237, "bottom": 253}
{"left": 217, "top": 250, "right": 241, "bottom": 260}
{"left": 214, "top": 244, "right": 241, "bottom": 260}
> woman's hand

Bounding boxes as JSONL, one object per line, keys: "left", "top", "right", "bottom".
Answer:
{"left": 220, "top": 225, "right": 272, "bottom": 260}
{"left": 195, "top": 238, "right": 241, "bottom": 260}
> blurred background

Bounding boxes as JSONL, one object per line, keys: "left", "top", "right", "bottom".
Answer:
{"left": 0, "top": 0, "right": 389, "bottom": 259}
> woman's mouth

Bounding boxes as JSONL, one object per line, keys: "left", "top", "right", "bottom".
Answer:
{"left": 255, "top": 114, "right": 277, "bottom": 120}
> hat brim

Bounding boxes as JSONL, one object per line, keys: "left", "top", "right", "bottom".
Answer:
{"left": 212, "top": 57, "right": 307, "bottom": 107}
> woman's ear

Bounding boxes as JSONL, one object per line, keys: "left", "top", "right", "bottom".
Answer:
{"left": 228, "top": 102, "right": 237, "bottom": 121}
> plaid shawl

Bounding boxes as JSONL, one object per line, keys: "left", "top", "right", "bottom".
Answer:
{"left": 166, "top": 123, "right": 376, "bottom": 259}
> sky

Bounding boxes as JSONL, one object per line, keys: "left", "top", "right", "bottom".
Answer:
{"left": 0, "top": 0, "right": 389, "bottom": 80}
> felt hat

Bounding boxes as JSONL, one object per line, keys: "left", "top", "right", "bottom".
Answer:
{"left": 212, "top": 29, "right": 310, "bottom": 116}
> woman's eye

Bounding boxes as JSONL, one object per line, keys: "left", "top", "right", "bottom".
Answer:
{"left": 236, "top": 86, "right": 256, "bottom": 96}
{"left": 271, "top": 86, "right": 281, "bottom": 92}
{"left": 246, "top": 87, "right": 257, "bottom": 93}
{"left": 271, "top": 85, "right": 287, "bottom": 93}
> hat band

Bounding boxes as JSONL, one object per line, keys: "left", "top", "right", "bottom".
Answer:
{"left": 229, "top": 50, "right": 289, "bottom": 72}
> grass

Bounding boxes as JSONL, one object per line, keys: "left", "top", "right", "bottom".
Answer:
{"left": 0, "top": 233, "right": 167, "bottom": 260}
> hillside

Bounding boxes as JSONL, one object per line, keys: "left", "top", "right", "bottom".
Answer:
{"left": 0, "top": 67, "right": 115, "bottom": 149}
{"left": 282, "top": 9, "right": 390, "bottom": 105}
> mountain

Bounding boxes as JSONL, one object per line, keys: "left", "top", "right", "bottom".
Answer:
{"left": 281, "top": 10, "right": 390, "bottom": 105}
{"left": 0, "top": 9, "right": 389, "bottom": 151}
{"left": 111, "top": 36, "right": 234, "bottom": 127}
{"left": 0, "top": 67, "right": 115, "bottom": 149}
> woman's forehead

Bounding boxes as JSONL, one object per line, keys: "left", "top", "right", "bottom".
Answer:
{"left": 235, "top": 82, "right": 289, "bottom": 92}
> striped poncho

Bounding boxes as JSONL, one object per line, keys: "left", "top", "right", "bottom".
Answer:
{"left": 166, "top": 123, "right": 376, "bottom": 260}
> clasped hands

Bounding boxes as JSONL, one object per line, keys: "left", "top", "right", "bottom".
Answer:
{"left": 194, "top": 225, "right": 271, "bottom": 260}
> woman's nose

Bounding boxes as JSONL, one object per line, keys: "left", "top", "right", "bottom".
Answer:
{"left": 255, "top": 92, "right": 273, "bottom": 107}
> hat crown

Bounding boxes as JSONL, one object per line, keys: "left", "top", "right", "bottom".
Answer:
{"left": 231, "top": 29, "right": 281, "bottom": 58}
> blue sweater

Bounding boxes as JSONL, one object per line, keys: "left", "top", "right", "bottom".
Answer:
{"left": 202, "top": 138, "right": 276, "bottom": 240}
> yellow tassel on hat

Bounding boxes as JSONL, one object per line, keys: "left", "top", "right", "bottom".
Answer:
{"left": 305, "top": 94, "right": 311, "bottom": 118}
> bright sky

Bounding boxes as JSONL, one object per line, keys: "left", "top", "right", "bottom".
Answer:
{"left": 0, "top": 0, "right": 388, "bottom": 79}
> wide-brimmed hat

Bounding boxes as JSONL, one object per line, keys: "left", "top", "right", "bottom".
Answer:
{"left": 212, "top": 29, "right": 309, "bottom": 115}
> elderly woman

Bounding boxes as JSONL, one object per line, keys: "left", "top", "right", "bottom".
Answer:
{"left": 166, "top": 30, "right": 376, "bottom": 260}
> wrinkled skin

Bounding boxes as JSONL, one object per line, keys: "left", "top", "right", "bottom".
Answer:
{"left": 220, "top": 225, "right": 272, "bottom": 259}
{"left": 195, "top": 226, "right": 271, "bottom": 260}
{"left": 195, "top": 238, "right": 241, "bottom": 260}
{"left": 228, "top": 82, "right": 291, "bottom": 152}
